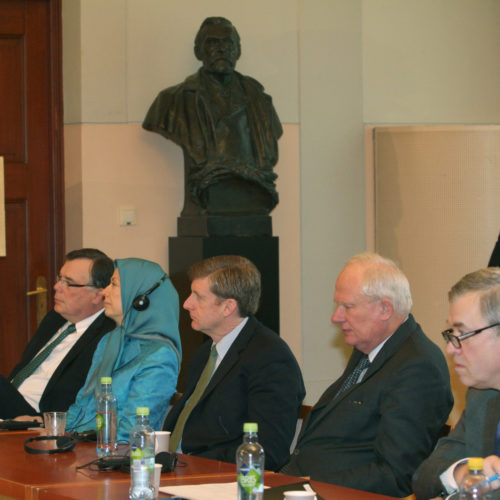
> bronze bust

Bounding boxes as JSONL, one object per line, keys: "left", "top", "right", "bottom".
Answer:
{"left": 143, "top": 17, "right": 283, "bottom": 219}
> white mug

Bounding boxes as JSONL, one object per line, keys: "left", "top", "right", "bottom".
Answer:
{"left": 155, "top": 431, "right": 171, "bottom": 454}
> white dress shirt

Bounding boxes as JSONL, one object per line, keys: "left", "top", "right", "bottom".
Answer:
{"left": 17, "top": 309, "right": 105, "bottom": 411}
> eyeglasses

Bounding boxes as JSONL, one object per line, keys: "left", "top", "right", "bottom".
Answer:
{"left": 441, "top": 323, "right": 500, "bottom": 349}
{"left": 56, "top": 275, "right": 96, "bottom": 289}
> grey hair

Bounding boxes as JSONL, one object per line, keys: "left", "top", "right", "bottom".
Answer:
{"left": 345, "top": 252, "right": 413, "bottom": 316}
{"left": 449, "top": 267, "right": 500, "bottom": 328}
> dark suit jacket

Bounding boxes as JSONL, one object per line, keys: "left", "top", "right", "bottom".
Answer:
{"left": 281, "top": 314, "right": 453, "bottom": 498}
{"left": 9, "top": 309, "right": 115, "bottom": 413}
{"left": 413, "top": 388, "right": 500, "bottom": 500}
{"left": 163, "top": 316, "right": 305, "bottom": 471}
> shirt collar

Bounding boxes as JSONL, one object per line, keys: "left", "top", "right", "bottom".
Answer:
{"left": 213, "top": 316, "right": 249, "bottom": 365}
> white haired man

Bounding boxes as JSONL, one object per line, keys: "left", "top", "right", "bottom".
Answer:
{"left": 281, "top": 252, "right": 453, "bottom": 498}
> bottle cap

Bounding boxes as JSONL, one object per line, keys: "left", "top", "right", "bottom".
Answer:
{"left": 468, "top": 457, "right": 484, "bottom": 470}
{"left": 101, "top": 376, "right": 112, "bottom": 384}
{"left": 243, "top": 422, "right": 258, "bottom": 433}
{"left": 136, "top": 407, "right": 150, "bottom": 416}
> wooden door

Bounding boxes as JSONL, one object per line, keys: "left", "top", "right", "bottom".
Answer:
{"left": 0, "top": 0, "right": 64, "bottom": 376}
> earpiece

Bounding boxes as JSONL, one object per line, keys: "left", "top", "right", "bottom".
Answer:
{"left": 132, "top": 275, "right": 167, "bottom": 311}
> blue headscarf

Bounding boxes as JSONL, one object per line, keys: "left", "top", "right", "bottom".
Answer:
{"left": 83, "top": 258, "right": 181, "bottom": 397}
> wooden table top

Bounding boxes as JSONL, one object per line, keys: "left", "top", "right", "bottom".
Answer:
{"left": 0, "top": 431, "right": 399, "bottom": 500}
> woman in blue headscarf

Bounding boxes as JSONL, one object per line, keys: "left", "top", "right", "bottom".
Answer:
{"left": 66, "top": 258, "right": 181, "bottom": 440}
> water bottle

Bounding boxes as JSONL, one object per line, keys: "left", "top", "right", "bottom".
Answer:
{"left": 236, "top": 422, "right": 265, "bottom": 500}
{"left": 129, "top": 407, "right": 155, "bottom": 500}
{"left": 95, "top": 376, "right": 118, "bottom": 457}
{"left": 458, "top": 457, "right": 491, "bottom": 499}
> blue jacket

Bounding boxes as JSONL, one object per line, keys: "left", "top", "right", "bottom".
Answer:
{"left": 66, "top": 258, "right": 181, "bottom": 441}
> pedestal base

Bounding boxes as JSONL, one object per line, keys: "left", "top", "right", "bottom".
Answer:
{"left": 177, "top": 215, "right": 272, "bottom": 237}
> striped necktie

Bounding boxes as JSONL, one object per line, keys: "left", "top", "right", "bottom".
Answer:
{"left": 11, "top": 323, "right": 77, "bottom": 388}
{"left": 334, "top": 354, "right": 371, "bottom": 399}
{"left": 169, "top": 345, "right": 218, "bottom": 452}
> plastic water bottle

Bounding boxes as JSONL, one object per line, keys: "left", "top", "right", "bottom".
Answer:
{"left": 236, "top": 422, "right": 265, "bottom": 500}
{"left": 95, "top": 376, "right": 117, "bottom": 457}
{"left": 129, "top": 407, "right": 155, "bottom": 500}
{"left": 458, "top": 457, "right": 491, "bottom": 499}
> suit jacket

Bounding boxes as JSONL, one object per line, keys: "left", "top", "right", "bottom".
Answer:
{"left": 282, "top": 314, "right": 453, "bottom": 498}
{"left": 412, "top": 388, "right": 500, "bottom": 500}
{"left": 9, "top": 310, "right": 115, "bottom": 413}
{"left": 163, "top": 316, "right": 305, "bottom": 471}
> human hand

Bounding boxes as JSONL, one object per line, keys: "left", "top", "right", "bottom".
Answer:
{"left": 482, "top": 455, "right": 500, "bottom": 489}
{"left": 14, "top": 415, "right": 42, "bottom": 423}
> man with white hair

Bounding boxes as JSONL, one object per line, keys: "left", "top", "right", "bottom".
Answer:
{"left": 413, "top": 267, "right": 500, "bottom": 500}
{"left": 281, "top": 252, "right": 453, "bottom": 498}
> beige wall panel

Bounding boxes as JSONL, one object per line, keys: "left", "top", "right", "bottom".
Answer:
{"left": 64, "top": 125, "right": 83, "bottom": 251}
{"left": 273, "top": 125, "right": 302, "bottom": 361}
{"left": 374, "top": 126, "right": 500, "bottom": 422}
{"left": 363, "top": 0, "right": 500, "bottom": 123}
{"left": 299, "top": 0, "right": 365, "bottom": 404}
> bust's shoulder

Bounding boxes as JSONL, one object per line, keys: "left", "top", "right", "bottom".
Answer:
{"left": 156, "top": 71, "right": 201, "bottom": 99}
{"left": 235, "top": 71, "right": 265, "bottom": 93}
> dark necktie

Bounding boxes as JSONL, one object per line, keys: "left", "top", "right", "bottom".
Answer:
{"left": 11, "top": 323, "right": 76, "bottom": 388}
{"left": 169, "top": 345, "right": 218, "bottom": 452}
{"left": 335, "top": 354, "right": 371, "bottom": 398}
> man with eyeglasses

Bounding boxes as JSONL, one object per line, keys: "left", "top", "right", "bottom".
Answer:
{"left": 413, "top": 267, "right": 500, "bottom": 500}
{"left": 0, "top": 248, "right": 115, "bottom": 419}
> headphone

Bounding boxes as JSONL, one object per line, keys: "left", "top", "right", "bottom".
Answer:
{"left": 24, "top": 429, "right": 97, "bottom": 455}
{"left": 24, "top": 435, "right": 77, "bottom": 454}
{"left": 132, "top": 275, "right": 167, "bottom": 311}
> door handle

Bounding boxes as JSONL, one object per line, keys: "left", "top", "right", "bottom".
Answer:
{"left": 26, "top": 276, "right": 48, "bottom": 326}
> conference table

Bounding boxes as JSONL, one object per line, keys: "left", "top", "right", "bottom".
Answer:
{"left": 0, "top": 430, "right": 399, "bottom": 500}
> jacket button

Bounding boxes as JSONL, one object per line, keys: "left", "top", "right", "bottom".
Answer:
{"left": 293, "top": 448, "right": 300, "bottom": 455}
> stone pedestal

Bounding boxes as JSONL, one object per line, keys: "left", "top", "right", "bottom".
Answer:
{"left": 169, "top": 235, "right": 279, "bottom": 391}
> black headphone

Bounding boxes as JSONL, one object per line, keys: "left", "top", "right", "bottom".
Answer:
{"left": 24, "top": 435, "right": 77, "bottom": 454}
{"left": 132, "top": 275, "right": 167, "bottom": 311}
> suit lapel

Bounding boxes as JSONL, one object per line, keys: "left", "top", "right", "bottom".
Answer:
{"left": 10, "top": 312, "right": 66, "bottom": 377}
{"left": 41, "top": 312, "right": 108, "bottom": 397}
{"left": 300, "top": 316, "right": 415, "bottom": 438}
{"left": 200, "top": 317, "right": 255, "bottom": 401}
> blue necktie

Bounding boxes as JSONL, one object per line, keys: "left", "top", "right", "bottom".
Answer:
{"left": 335, "top": 355, "right": 371, "bottom": 398}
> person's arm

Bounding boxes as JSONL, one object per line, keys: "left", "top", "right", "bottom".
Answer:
{"left": 412, "top": 409, "right": 468, "bottom": 499}
{"left": 116, "top": 341, "right": 179, "bottom": 441}
{"left": 245, "top": 349, "right": 305, "bottom": 471}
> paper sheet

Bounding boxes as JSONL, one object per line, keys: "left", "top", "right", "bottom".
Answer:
{"left": 159, "top": 481, "right": 238, "bottom": 500}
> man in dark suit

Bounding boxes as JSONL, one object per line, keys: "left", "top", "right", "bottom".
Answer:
{"left": 413, "top": 267, "right": 500, "bottom": 500}
{"left": 163, "top": 255, "right": 305, "bottom": 471}
{"left": 0, "top": 248, "right": 115, "bottom": 418}
{"left": 280, "top": 252, "right": 453, "bottom": 497}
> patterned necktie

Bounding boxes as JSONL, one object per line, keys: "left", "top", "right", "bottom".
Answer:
{"left": 11, "top": 323, "right": 76, "bottom": 388}
{"left": 169, "top": 345, "right": 218, "bottom": 452}
{"left": 334, "top": 354, "right": 371, "bottom": 399}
